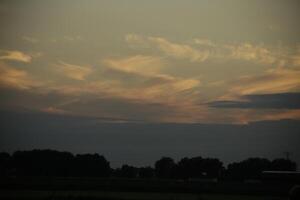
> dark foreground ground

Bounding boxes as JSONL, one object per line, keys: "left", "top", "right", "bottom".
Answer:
{"left": 0, "top": 177, "right": 296, "bottom": 200}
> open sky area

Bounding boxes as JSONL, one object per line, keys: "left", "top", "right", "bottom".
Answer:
{"left": 0, "top": 0, "right": 299, "bottom": 167}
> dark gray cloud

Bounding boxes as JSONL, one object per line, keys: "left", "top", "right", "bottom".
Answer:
{"left": 0, "top": 88, "right": 69, "bottom": 111}
{"left": 60, "top": 96, "right": 178, "bottom": 122}
{"left": 0, "top": 87, "right": 178, "bottom": 123}
{"left": 208, "top": 92, "right": 300, "bottom": 109}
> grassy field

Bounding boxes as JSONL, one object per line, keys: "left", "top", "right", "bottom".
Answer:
{"left": 0, "top": 177, "right": 293, "bottom": 200}
{"left": 0, "top": 190, "right": 289, "bottom": 200}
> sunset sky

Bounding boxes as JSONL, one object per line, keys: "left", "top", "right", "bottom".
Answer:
{"left": 1, "top": 0, "right": 300, "bottom": 124}
{"left": 1, "top": 1, "right": 300, "bottom": 166}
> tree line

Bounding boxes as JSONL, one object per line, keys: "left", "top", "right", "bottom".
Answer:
{"left": 0, "top": 149, "right": 297, "bottom": 181}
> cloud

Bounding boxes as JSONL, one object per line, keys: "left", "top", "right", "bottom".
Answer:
{"left": 292, "top": 54, "right": 300, "bottom": 67}
{"left": 103, "top": 55, "right": 166, "bottom": 76}
{"left": 0, "top": 62, "right": 39, "bottom": 90}
{"left": 225, "top": 43, "right": 277, "bottom": 65}
{"left": 235, "top": 109, "right": 300, "bottom": 124}
{"left": 128, "top": 34, "right": 300, "bottom": 69}
{"left": 227, "top": 68, "right": 300, "bottom": 96}
{"left": 126, "top": 34, "right": 210, "bottom": 62}
{"left": 195, "top": 39, "right": 293, "bottom": 67}
{"left": 102, "top": 55, "right": 201, "bottom": 102}
{"left": 41, "top": 106, "right": 70, "bottom": 115}
{"left": 57, "top": 96, "right": 181, "bottom": 123}
{"left": 208, "top": 92, "right": 300, "bottom": 109}
{"left": 258, "top": 109, "right": 300, "bottom": 122}
{"left": 56, "top": 61, "right": 92, "bottom": 81}
{"left": 1, "top": 34, "right": 298, "bottom": 124}
{"left": 193, "top": 38, "right": 289, "bottom": 66}
{"left": 126, "top": 34, "right": 292, "bottom": 66}
{"left": 0, "top": 50, "right": 32, "bottom": 63}
{"left": 148, "top": 37, "right": 210, "bottom": 62}
{"left": 194, "top": 38, "right": 216, "bottom": 47}
{"left": 53, "top": 73, "right": 200, "bottom": 106}
{"left": 32, "top": 55, "right": 201, "bottom": 123}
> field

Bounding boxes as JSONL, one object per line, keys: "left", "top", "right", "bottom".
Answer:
{"left": 0, "top": 177, "right": 293, "bottom": 200}
{"left": 0, "top": 190, "right": 289, "bottom": 200}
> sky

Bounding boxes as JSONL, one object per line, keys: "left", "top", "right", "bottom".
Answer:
{"left": 0, "top": 0, "right": 300, "bottom": 166}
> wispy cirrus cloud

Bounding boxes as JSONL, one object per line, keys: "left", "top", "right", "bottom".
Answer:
{"left": 102, "top": 55, "right": 200, "bottom": 102}
{"left": 126, "top": 34, "right": 297, "bottom": 67}
{"left": 103, "top": 55, "right": 166, "bottom": 76}
{"left": 0, "top": 62, "right": 40, "bottom": 90}
{"left": 226, "top": 68, "right": 300, "bottom": 96}
{"left": 126, "top": 34, "right": 210, "bottom": 62}
{"left": 56, "top": 61, "right": 92, "bottom": 81}
{"left": 193, "top": 38, "right": 292, "bottom": 66}
{"left": 205, "top": 67, "right": 300, "bottom": 123}
{"left": 225, "top": 43, "right": 277, "bottom": 65}
{"left": 0, "top": 50, "right": 32, "bottom": 63}
{"left": 148, "top": 37, "right": 210, "bottom": 62}
{"left": 1, "top": 32, "right": 299, "bottom": 124}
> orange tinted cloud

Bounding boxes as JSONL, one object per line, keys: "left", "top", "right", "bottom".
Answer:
{"left": 126, "top": 34, "right": 210, "bottom": 62}
{"left": 126, "top": 34, "right": 292, "bottom": 66}
{"left": 0, "top": 62, "right": 39, "bottom": 90}
{"left": 56, "top": 61, "right": 92, "bottom": 81}
{"left": 103, "top": 55, "right": 166, "bottom": 76}
{"left": 0, "top": 50, "right": 32, "bottom": 63}
{"left": 229, "top": 68, "right": 300, "bottom": 96}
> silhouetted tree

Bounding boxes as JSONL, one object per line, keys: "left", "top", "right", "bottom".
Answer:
{"left": 155, "top": 157, "right": 176, "bottom": 179}
{"left": 227, "top": 158, "right": 271, "bottom": 180}
{"left": 11, "top": 150, "right": 111, "bottom": 177}
{"left": 13, "top": 149, "right": 74, "bottom": 177}
{"left": 0, "top": 152, "right": 11, "bottom": 177}
{"left": 4, "top": 149, "right": 297, "bottom": 181}
{"left": 201, "top": 158, "right": 224, "bottom": 178}
{"left": 271, "top": 158, "right": 297, "bottom": 171}
{"left": 73, "top": 153, "right": 111, "bottom": 177}
{"left": 139, "top": 167, "right": 155, "bottom": 178}
{"left": 175, "top": 157, "right": 223, "bottom": 179}
{"left": 175, "top": 157, "right": 190, "bottom": 179}
{"left": 114, "top": 164, "right": 139, "bottom": 178}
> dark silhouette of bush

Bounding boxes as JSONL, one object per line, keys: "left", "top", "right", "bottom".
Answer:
{"left": 1, "top": 149, "right": 297, "bottom": 181}
{"left": 73, "top": 153, "right": 111, "bottom": 177}
{"left": 271, "top": 158, "right": 297, "bottom": 171}
{"left": 12, "top": 149, "right": 74, "bottom": 177}
{"left": 139, "top": 166, "right": 155, "bottom": 178}
{"left": 175, "top": 156, "right": 223, "bottom": 179}
{"left": 226, "top": 157, "right": 298, "bottom": 181}
{"left": 227, "top": 158, "right": 271, "bottom": 180}
{"left": 11, "top": 150, "right": 110, "bottom": 177}
{"left": 114, "top": 164, "right": 139, "bottom": 178}
{"left": 201, "top": 158, "right": 224, "bottom": 178}
{"left": 155, "top": 157, "right": 176, "bottom": 179}
{"left": 175, "top": 157, "right": 190, "bottom": 179}
{"left": 0, "top": 152, "right": 11, "bottom": 177}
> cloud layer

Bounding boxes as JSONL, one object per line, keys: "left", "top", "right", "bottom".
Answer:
{"left": 209, "top": 92, "right": 300, "bottom": 109}
{"left": 0, "top": 33, "right": 299, "bottom": 124}
{"left": 56, "top": 61, "right": 92, "bottom": 81}
{"left": 0, "top": 50, "right": 32, "bottom": 63}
